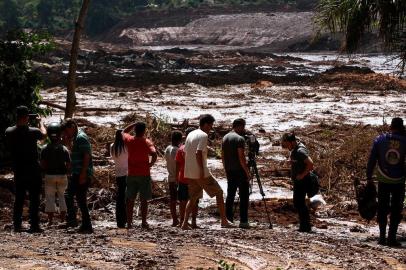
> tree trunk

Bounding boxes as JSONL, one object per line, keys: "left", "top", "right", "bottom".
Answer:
{"left": 65, "top": 0, "right": 91, "bottom": 119}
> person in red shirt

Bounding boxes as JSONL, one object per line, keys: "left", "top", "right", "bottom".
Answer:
{"left": 176, "top": 127, "right": 200, "bottom": 227}
{"left": 122, "top": 122, "right": 157, "bottom": 229}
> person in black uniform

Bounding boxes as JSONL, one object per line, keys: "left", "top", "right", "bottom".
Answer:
{"left": 5, "top": 106, "right": 46, "bottom": 233}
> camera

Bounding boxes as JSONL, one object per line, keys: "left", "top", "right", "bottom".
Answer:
{"left": 243, "top": 132, "right": 260, "bottom": 157}
{"left": 28, "top": 113, "right": 39, "bottom": 127}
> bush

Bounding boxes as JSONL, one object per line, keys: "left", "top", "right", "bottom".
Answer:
{"left": 0, "top": 30, "right": 54, "bottom": 165}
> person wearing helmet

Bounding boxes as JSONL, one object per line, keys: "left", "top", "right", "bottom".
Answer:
{"left": 41, "top": 122, "right": 71, "bottom": 225}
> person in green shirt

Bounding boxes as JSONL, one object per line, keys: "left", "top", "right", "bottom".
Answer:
{"left": 61, "top": 119, "right": 94, "bottom": 234}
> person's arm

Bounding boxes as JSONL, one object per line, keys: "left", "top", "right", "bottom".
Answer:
{"left": 296, "top": 157, "right": 314, "bottom": 180}
{"left": 196, "top": 150, "right": 204, "bottom": 180}
{"left": 122, "top": 123, "right": 136, "bottom": 134}
{"left": 65, "top": 147, "right": 72, "bottom": 176}
{"left": 148, "top": 140, "right": 157, "bottom": 167}
{"left": 38, "top": 119, "right": 46, "bottom": 137}
{"left": 238, "top": 147, "right": 250, "bottom": 180}
{"left": 79, "top": 152, "right": 90, "bottom": 184}
{"left": 366, "top": 140, "right": 378, "bottom": 182}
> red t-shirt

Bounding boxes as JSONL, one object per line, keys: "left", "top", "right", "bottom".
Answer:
{"left": 123, "top": 133, "right": 156, "bottom": 176}
{"left": 175, "top": 145, "right": 188, "bottom": 184}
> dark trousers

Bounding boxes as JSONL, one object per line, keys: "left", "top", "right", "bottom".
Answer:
{"left": 13, "top": 169, "right": 42, "bottom": 229}
{"left": 225, "top": 170, "right": 249, "bottom": 223}
{"left": 115, "top": 176, "right": 127, "bottom": 227}
{"left": 293, "top": 175, "right": 311, "bottom": 229}
{"left": 377, "top": 182, "right": 405, "bottom": 239}
{"left": 65, "top": 174, "right": 92, "bottom": 229}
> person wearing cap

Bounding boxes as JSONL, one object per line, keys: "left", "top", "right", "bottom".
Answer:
{"left": 367, "top": 117, "right": 406, "bottom": 246}
{"left": 281, "top": 132, "right": 314, "bottom": 233}
{"left": 222, "top": 118, "right": 251, "bottom": 229}
{"left": 122, "top": 121, "right": 157, "bottom": 229}
{"left": 5, "top": 105, "right": 46, "bottom": 233}
{"left": 61, "top": 119, "right": 94, "bottom": 233}
{"left": 41, "top": 123, "right": 71, "bottom": 225}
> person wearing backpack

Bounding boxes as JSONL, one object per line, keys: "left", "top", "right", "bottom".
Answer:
{"left": 41, "top": 122, "right": 71, "bottom": 225}
{"left": 367, "top": 117, "right": 406, "bottom": 246}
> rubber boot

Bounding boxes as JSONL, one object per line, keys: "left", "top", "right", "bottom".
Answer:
{"left": 378, "top": 221, "right": 387, "bottom": 245}
{"left": 387, "top": 223, "right": 401, "bottom": 247}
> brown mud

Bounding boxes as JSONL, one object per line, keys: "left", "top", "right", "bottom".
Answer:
{"left": 1, "top": 37, "right": 406, "bottom": 269}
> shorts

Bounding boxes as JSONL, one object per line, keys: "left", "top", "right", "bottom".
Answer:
{"left": 126, "top": 176, "right": 152, "bottom": 200}
{"left": 188, "top": 174, "right": 223, "bottom": 201}
{"left": 169, "top": 182, "right": 177, "bottom": 201}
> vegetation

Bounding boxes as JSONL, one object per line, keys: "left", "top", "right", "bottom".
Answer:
{"left": 316, "top": 0, "right": 406, "bottom": 73}
{"left": 0, "top": 0, "right": 315, "bottom": 37}
{"left": 0, "top": 30, "right": 53, "bottom": 163}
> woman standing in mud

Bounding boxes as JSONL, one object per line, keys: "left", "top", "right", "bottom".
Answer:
{"left": 110, "top": 130, "right": 128, "bottom": 228}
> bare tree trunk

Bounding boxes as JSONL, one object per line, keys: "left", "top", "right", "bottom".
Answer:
{"left": 65, "top": 0, "right": 91, "bottom": 119}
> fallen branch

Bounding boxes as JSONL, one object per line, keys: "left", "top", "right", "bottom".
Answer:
{"left": 40, "top": 101, "right": 66, "bottom": 111}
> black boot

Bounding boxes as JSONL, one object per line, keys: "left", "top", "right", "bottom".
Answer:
{"left": 378, "top": 222, "right": 386, "bottom": 245}
{"left": 387, "top": 224, "right": 401, "bottom": 247}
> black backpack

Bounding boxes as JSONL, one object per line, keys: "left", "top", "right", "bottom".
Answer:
{"left": 354, "top": 180, "right": 378, "bottom": 221}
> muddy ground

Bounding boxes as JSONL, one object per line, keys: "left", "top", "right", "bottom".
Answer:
{"left": 1, "top": 38, "right": 406, "bottom": 269}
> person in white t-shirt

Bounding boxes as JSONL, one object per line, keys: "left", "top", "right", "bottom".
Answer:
{"left": 181, "top": 114, "right": 232, "bottom": 229}
{"left": 110, "top": 129, "right": 128, "bottom": 228}
{"left": 164, "top": 130, "right": 183, "bottom": 226}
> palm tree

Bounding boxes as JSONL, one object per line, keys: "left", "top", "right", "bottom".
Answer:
{"left": 316, "top": 0, "right": 406, "bottom": 73}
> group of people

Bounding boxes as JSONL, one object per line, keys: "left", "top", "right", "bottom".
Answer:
{"left": 4, "top": 105, "right": 406, "bottom": 247}
{"left": 5, "top": 106, "right": 94, "bottom": 233}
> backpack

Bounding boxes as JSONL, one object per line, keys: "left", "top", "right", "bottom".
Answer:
{"left": 354, "top": 180, "right": 378, "bottom": 221}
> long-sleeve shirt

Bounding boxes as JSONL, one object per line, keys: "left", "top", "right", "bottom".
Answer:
{"left": 366, "top": 132, "right": 406, "bottom": 183}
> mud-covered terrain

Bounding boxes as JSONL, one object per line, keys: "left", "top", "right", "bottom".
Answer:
{"left": 1, "top": 15, "right": 406, "bottom": 269}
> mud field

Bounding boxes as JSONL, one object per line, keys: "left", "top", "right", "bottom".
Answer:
{"left": 1, "top": 37, "right": 406, "bottom": 270}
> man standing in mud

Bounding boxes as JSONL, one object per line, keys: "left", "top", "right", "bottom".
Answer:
{"left": 62, "top": 119, "right": 94, "bottom": 233}
{"left": 5, "top": 106, "right": 46, "bottom": 233}
{"left": 367, "top": 117, "right": 406, "bottom": 246}
{"left": 281, "top": 133, "right": 314, "bottom": 232}
{"left": 181, "top": 114, "right": 232, "bottom": 229}
{"left": 222, "top": 118, "right": 251, "bottom": 228}
{"left": 122, "top": 121, "right": 157, "bottom": 229}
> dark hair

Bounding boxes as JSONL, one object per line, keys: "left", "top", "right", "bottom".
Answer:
{"left": 199, "top": 114, "right": 215, "bottom": 127}
{"left": 16, "top": 105, "right": 29, "bottom": 119}
{"left": 391, "top": 117, "right": 405, "bottom": 134}
{"left": 171, "top": 130, "right": 183, "bottom": 145}
{"left": 134, "top": 122, "right": 146, "bottom": 136}
{"left": 61, "top": 118, "right": 77, "bottom": 131}
{"left": 232, "top": 118, "right": 246, "bottom": 128}
{"left": 281, "top": 132, "right": 296, "bottom": 142}
{"left": 112, "top": 129, "right": 125, "bottom": 157}
{"left": 185, "top": 127, "right": 196, "bottom": 136}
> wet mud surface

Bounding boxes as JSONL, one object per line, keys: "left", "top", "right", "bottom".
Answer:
{"left": 1, "top": 39, "right": 406, "bottom": 269}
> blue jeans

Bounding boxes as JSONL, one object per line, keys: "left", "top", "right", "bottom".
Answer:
{"left": 65, "top": 174, "right": 92, "bottom": 229}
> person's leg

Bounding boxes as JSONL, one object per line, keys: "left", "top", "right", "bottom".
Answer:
{"left": 116, "top": 176, "right": 127, "bottom": 228}
{"left": 76, "top": 178, "right": 92, "bottom": 232}
{"left": 139, "top": 176, "right": 153, "bottom": 228}
{"left": 387, "top": 182, "right": 405, "bottom": 246}
{"left": 191, "top": 199, "right": 199, "bottom": 228}
{"left": 44, "top": 176, "right": 57, "bottom": 225}
{"left": 28, "top": 170, "right": 42, "bottom": 231}
{"left": 293, "top": 179, "right": 311, "bottom": 232}
{"left": 169, "top": 182, "right": 179, "bottom": 226}
{"left": 239, "top": 177, "right": 250, "bottom": 225}
{"left": 65, "top": 175, "right": 78, "bottom": 227}
{"left": 57, "top": 175, "right": 68, "bottom": 223}
{"left": 181, "top": 179, "right": 201, "bottom": 229}
{"left": 178, "top": 183, "right": 188, "bottom": 226}
{"left": 126, "top": 199, "right": 135, "bottom": 229}
{"left": 140, "top": 198, "right": 149, "bottom": 228}
{"left": 13, "top": 174, "right": 26, "bottom": 231}
{"left": 225, "top": 172, "right": 238, "bottom": 222}
{"left": 377, "top": 182, "right": 390, "bottom": 244}
{"left": 202, "top": 175, "right": 230, "bottom": 227}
